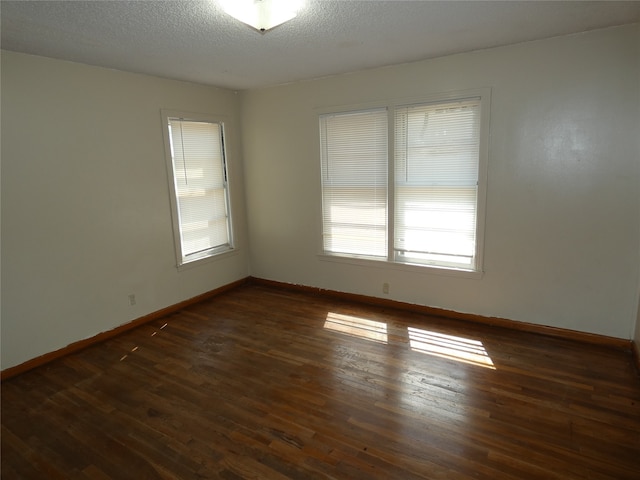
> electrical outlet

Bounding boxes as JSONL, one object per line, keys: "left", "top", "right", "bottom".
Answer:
{"left": 382, "top": 282, "right": 389, "bottom": 294}
{"left": 128, "top": 294, "right": 136, "bottom": 306}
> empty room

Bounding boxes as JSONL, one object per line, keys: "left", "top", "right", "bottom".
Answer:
{"left": 1, "top": 1, "right": 639, "bottom": 478}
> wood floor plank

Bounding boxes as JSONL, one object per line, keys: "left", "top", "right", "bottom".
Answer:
{"left": 2, "top": 284, "right": 639, "bottom": 479}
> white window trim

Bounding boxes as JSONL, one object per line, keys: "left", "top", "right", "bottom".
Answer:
{"left": 161, "top": 109, "right": 236, "bottom": 269}
{"left": 316, "top": 88, "right": 490, "bottom": 278}
{"left": 317, "top": 252, "right": 484, "bottom": 279}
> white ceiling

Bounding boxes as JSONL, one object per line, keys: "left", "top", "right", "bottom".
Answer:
{"left": 2, "top": 0, "right": 639, "bottom": 91}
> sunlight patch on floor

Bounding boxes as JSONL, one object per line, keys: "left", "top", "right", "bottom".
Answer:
{"left": 407, "top": 327, "right": 495, "bottom": 369}
{"left": 324, "top": 312, "right": 388, "bottom": 343}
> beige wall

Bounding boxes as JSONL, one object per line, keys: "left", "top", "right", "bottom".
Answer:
{"left": 241, "top": 24, "right": 640, "bottom": 339}
{"left": 1, "top": 51, "right": 249, "bottom": 369}
{"left": 636, "top": 23, "right": 640, "bottom": 349}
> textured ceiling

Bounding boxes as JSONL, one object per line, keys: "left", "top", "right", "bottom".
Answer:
{"left": 2, "top": 0, "right": 639, "bottom": 90}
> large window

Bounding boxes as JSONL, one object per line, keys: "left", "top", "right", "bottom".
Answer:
{"left": 319, "top": 92, "right": 488, "bottom": 273}
{"left": 162, "top": 111, "right": 233, "bottom": 267}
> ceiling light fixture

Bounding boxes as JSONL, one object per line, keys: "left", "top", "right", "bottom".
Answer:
{"left": 220, "top": 0, "right": 304, "bottom": 33}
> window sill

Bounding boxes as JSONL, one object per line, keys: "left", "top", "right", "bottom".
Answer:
{"left": 177, "top": 248, "right": 239, "bottom": 272}
{"left": 317, "top": 253, "right": 484, "bottom": 279}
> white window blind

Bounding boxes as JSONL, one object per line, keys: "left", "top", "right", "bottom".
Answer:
{"left": 320, "top": 109, "right": 388, "bottom": 257}
{"left": 394, "top": 98, "right": 481, "bottom": 269}
{"left": 167, "top": 118, "right": 232, "bottom": 263}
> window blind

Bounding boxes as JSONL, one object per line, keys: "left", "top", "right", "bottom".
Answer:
{"left": 320, "top": 108, "right": 388, "bottom": 257}
{"left": 394, "top": 99, "right": 480, "bottom": 269}
{"left": 168, "top": 119, "right": 230, "bottom": 259}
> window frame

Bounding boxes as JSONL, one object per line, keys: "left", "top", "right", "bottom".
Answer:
{"left": 317, "top": 89, "right": 490, "bottom": 278}
{"left": 161, "top": 110, "right": 235, "bottom": 269}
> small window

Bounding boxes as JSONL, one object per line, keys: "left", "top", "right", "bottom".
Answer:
{"left": 394, "top": 98, "right": 481, "bottom": 270}
{"left": 319, "top": 108, "right": 388, "bottom": 258}
{"left": 162, "top": 111, "right": 233, "bottom": 266}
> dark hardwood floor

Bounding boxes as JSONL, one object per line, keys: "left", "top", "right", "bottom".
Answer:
{"left": 2, "top": 283, "right": 639, "bottom": 479}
